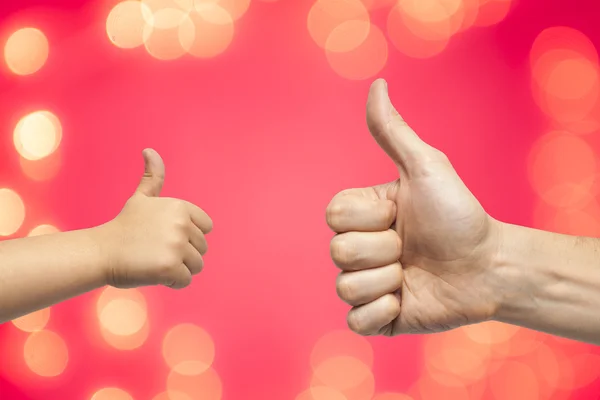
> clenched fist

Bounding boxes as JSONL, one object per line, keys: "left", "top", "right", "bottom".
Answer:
{"left": 326, "top": 80, "right": 504, "bottom": 336}
{"left": 99, "top": 149, "right": 213, "bottom": 289}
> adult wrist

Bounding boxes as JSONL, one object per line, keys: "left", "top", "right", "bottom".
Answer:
{"left": 488, "top": 222, "right": 546, "bottom": 326}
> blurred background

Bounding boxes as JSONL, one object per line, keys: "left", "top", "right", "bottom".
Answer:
{"left": 1, "top": 0, "right": 600, "bottom": 399}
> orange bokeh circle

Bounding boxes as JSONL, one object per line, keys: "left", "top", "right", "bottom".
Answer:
{"left": 473, "top": 0, "right": 512, "bottom": 27}
{"left": 91, "top": 387, "right": 134, "bottom": 400}
{"left": 311, "top": 356, "right": 375, "bottom": 400}
{"left": 167, "top": 367, "right": 222, "bottom": 400}
{"left": 308, "top": 0, "right": 370, "bottom": 51}
{"left": 12, "top": 308, "right": 51, "bottom": 332}
{"left": 162, "top": 323, "right": 215, "bottom": 375}
{"left": 96, "top": 287, "right": 149, "bottom": 350}
{"left": 310, "top": 330, "right": 374, "bottom": 370}
{"left": 4, "top": 27, "right": 49, "bottom": 76}
{"left": 296, "top": 386, "right": 347, "bottom": 400}
{"left": 24, "top": 330, "right": 69, "bottom": 377}
{"left": 489, "top": 360, "right": 539, "bottom": 400}
{"left": 387, "top": 5, "right": 449, "bottom": 59}
{"left": 0, "top": 188, "right": 26, "bottom": 236}
{"left": 179, "top": 5, "right": 234, "bottom": 58}
{"left": 528, "top": 131, "right": 597, "bottom": 208}
{"left": 530, "top": 27, "right": 598, "bottom": 69}
{"left": 326, "top": 22, "right": 388, "bottom": 80}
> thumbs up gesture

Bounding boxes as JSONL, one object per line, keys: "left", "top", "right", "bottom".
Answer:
{"left": 101, "top": 149, "right": 213, "bottom": 289}
{"left": 326, "top": 80, "right": 504, "bottom": 336}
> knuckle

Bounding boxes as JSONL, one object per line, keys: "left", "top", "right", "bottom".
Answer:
{"left": 194, "top": 258, "right": 205, "bottom": 274}
{"left": 347, "top": 311, "right": 364, "bottom": 335}
{"left": 336, "top": 276, "right": 359, "bottom": 305}
{"left": 157, "top": 253, "right": 180, "bottom": 271}
{"left": 330, "top": 237, "right": 359, "bottom": 268}
{"left": 392, "top": 264, "right": 404, "bottom": 285}
{"left": 177, "top": 275, "right": 192, "bottom": 289}
{"left": 170, "top": 200, "right": 188, "bottom": 216}
{"left": 384, "top": 294, "right": 401, "bottom": 320}
{"left": 169, "top": 233, "right": 187, "bottom": 250}
{"left": 199, "top": 240, "right": 208, "bottom": 255}
{"left": 326, "top": 201, "right": 347, "bottom": 230}
{"left": 173, "top": 214, "right": 189, "bottom": 231}
{"left": 390, "top": 231, "right": 403, "bottom": 255}
{"left": 433, "top": 147, "right": 449, "bottom": 162}
{"left": 384, "top": 200, "right": 396, "bottom": 225}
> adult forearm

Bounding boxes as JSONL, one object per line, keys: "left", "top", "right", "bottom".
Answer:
{"left": 494, "top": 222, "right": 600, "bottom": 344}
{"left": 0, "top": 227, "right": 109, "bottom": 323}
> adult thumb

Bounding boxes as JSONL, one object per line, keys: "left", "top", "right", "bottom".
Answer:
{"left": 366, "top": 79, "right": 430, "bottom": 174}
{"left": 136, "top": 148, "right": 165, "bottom": 197}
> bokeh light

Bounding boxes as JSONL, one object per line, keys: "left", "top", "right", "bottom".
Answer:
{"left": 533, "top": 342, "right": 575, "bottom": 392}
{"left": 323, "top": 19, "right": 369, "bottom": 54}
{"left": 387, "top": 5, "right": 449, "bottom": 59}
{"left": 310, "top": 330, "right": 374, "bottom": 370}
{"left": 313, "top": 356, "right": 371, "bottom": 391}
{"left": 530, "top": 27, "right": 598, "bottom": 66}
{"left": 19, "top": 150, "right": 63, "bottom": 182}
{"left": 309, "top": 0, "right": 516, "bottom": 73}
{"left": 179, "top": 5, "right": 235, "bottom": 58}
{"left": 107, "top": 0, "right": 153, "bottom": 49}
{"left": 488, "top": 360, "right": 539, "bottom": 400}
{"left": 0, "top": 188, "right": 26, "bottom": 236}
{"left": 144, "top": 8, "right": 190, "bottom": 60}
{"left": 96, "top": 287, "right": 149, "bottom": 350}
{"left": 422, "top": 327, "right": 495, "bottom": 386}
{"left": 360, "top": 0, "right": 396, "bottom": 11}
{"left": 23, "top": 330, "right": 68, "bottom": 377}
{"left": 297, "top": 386, "right": 347, "bottom": 400}
{"left": 397, "top": 0, "right": 464, "bottom": 41}
{"left": 28, "top": 224, "right": 60, "bottom": 236}
{"left": 310, "top": 356, "right": 375, "bottom": 400}
{"left": 3, "top": 27, "right": 49, "bottom": 76}
{"left": 307, "top": 0, "right": 370, "bottom": 51}
{"left": 533, "top": 54, "right": 600, "bottom": 123}
{"left": 142, "top": 0, "right": 195, "bottom": 16}
{"left": 91, "top": 387, "right": 134, "bottom": 400}
{"left": 101, "top": 319, "right": 150, "bottom": 350}
{"left": 543, "top": 57, "right": 598, "bottom": 101}
{"left": 457, "top": 0, "right": 480, "bottom": 31}
{"left": 152, "top": 391, "right": 193, "bottom": 400}
{"left": 311, "top": 373, "right": 375, "bottom": 400}
{"left": 372, "top": 394, "right": 414, "bottom": 400}
{"left": 528, "top": 131, "right": 598, "bottom": 208}
{"left": 473, "top": 0, "right": 512, "bottom": 27}
{"left": 534, "top": 199, "right": 600, "bottom": 237}
{"left": 326, "top": 23, "right": 388, "bottom": 80}
{"left": 13, "top": 111, "right": 62, "bottom": 161}
{"left": 306, "top": 331, "right": 376, "bottom": 400}
{"left": 162, "top": 323, "right": 215, "bottom": 375}
{"left": 502, "top": 327, "right": 545, "bottom": 358}
{"left": 411, "top": 374, "right": 470, "bottom": 400}
{"left": 462, "top": 321, "right": 520, "bottom": 346}
{"left": 530, "top": 27, "right": 600, "bottom": 126}
{"left": 568, "top": 352, "right": 600, "bottom": 389}
{"left": 196, "top": 0, "right": 251, "bottom": 21}
{"left": 167, "top": 367, "right": 223, "bottom": 400}
{"left": 12, "top": 308, "right": 51, "bottom": 332}
{"left": 100, "top": 299, "right": 146, "bottom": 336}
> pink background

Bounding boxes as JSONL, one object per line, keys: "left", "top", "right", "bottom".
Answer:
{"left": 1, "top": 0, "right": 600, "bottom": 399}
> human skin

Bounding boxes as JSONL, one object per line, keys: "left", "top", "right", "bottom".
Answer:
{"left": 0, "top": 149, "right": 212, "bottom": 324}
{"left": 326, "top": 79, "right": 600, "bottom": 345}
